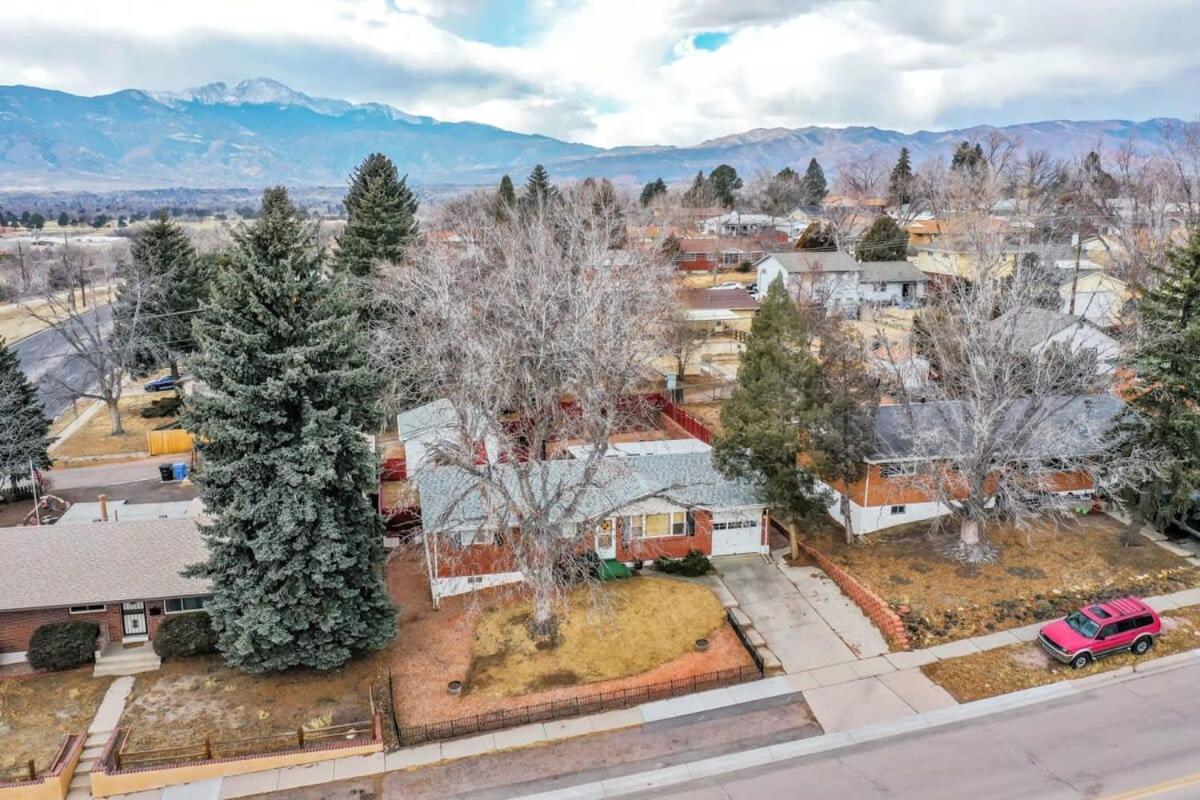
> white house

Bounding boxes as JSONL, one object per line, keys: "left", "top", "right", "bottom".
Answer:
{"left": 755, "top": 251, "right": 861, "bottom": 313}
{"left": 991, "top": 308, "right": 1121, "bottom": 372}
{"left": 858, "top": 261, "right": 930, "bottom": 305}
{"left": 701, "top": 212, "right": 788, "bottom": 238}
{"left": 396, "top": 399, "right": 501, "bottom": 476}
{"left": 1059, "top": 272, "right": 1131, "bottom": 329}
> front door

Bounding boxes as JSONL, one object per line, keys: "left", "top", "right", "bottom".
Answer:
{"left": 595, "top": 519, "right": 617, "bottom": 560}
{"left": 121, "top": 602, "right": 148, "bottom": 639}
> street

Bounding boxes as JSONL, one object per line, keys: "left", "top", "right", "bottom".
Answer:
{"left": 635, "top": 663, "right": 1200, "bottom": 800}
{"left": 12, "top": 304, "right": 111, "bottom": 418}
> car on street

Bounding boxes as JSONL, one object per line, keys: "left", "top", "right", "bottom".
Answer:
{"left": 1038, "top": 596, "right": 1161, "bottom": 669}
{"left": 143, "top": 375, "right": 179, "bottom": 392}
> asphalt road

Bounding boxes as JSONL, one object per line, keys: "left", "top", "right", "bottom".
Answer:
{"left": 12, "top": 304, "right": 111, "bottom": 418}
{"left": 638, "top": 663, "right": 1200, "bottom": 800}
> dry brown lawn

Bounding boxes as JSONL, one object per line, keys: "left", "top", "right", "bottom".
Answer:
{"left": 678, "top": 272, "right": 757, "bottom": 288}
{"left": 804, "top": 514, "right": 1200, "bottom": 648}
{"left": 0, "top": 671, "right": 113, "bottom": 773}
{"left": 924, "top": 605, "right": 1200, "bottom": 702}
{"left": 680, "top": 402, "right": 725, "bottom": 438}
{"left": 468, "top": 578, "right": 727, "bottom": 697}
{"left": 0, "top": 287, "right": 116, "bottom": 344}
{"left": 119, "top": 651, "right": 392, "bottom": 754}
{"left": 52, "top": 393, "right": 176, "bottom": 461}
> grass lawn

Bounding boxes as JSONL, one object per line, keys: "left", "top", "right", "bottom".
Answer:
{"left": 0, "top": 671, "right": 113, "bottom": 773}
{"left": 678, "top": 272, "right": 756, "bottom": 288}
{"left": 52, "top": 393, "right": 177, "bottom": 461}
{"left": 924, "top": 605, "right": 1200, "bottom": 702}
{"left": 0, "top": 286, "right": 116, "bottom": 345}
{"left": 468, "top": 577, "right": 727, "bottom": 697}
{"left": 803, "top": 514, "right": 1200, "bottom": 648}
{"left": 119, "top": 651, "right": 392, "bottom": 754}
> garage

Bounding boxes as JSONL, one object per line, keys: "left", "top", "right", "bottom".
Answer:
{"left": 710, "top": 509, "right": 764, "bottom": 556}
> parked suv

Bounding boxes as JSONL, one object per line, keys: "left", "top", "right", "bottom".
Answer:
{"left": 1039, "top": 596, "right": 1161, "bottom": 669}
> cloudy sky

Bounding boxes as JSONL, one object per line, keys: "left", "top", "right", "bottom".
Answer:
{"left": 4, "top": 0, "right": 1199, "bottom": 147}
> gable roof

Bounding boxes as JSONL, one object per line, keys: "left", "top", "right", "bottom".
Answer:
{"left": 680, "top": 287, "right": 758, "bottom": 312}
{"left": 759, "top": 251, "right": 859, "bottom": 274}
{"left": 415, "top": 451, "right": 761, "bottom": 533}
{"left": 991, "top": 308, "right": 1105, "bottom": 352}
{"left": 858, "top": 261, "right": 929, "bottom": 284}
{"left": 396, "top": 399, "right": 457, "bottom": 439}
{"left": 0, "top": 519, "right": 209, "bottom": 612}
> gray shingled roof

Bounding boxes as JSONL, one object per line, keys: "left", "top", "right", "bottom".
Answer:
{"left": 415, "top": 452, "right": 761, "bottom": 532}
{"left": 396, "top": 399, "right": 457, "bottom": 438}
{"left": 991, "top": 308, "right": 1094, "bottom": 352}
{"left": 870, "top": 395, "right": 1124, "bottom": 461}
{"left": 758, "top": 251, "right": 859, "bottom": 274}
{"left": 0, "top": 519, "right": 210, "bottom": 612}
{"left": 858, "top": 260, "right": 929, "bottom": 284}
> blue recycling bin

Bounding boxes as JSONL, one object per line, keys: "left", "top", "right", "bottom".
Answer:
{"left": 172, "top": 462, "right": 188, "bottom": 481}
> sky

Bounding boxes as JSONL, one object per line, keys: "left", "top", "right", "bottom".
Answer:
{"left": 3, "top": 0, "right": 1200, "bottom": 148}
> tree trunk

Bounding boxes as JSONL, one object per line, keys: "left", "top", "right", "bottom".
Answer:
{"left": 1120, "top": 492, "right": 1148, "bottom": 548}
{"left": 840, "top": 493, "right": 855, "bottom": 545}
{"left": 786, "top": 516, "right": 801, "bottom": 561}
{"left": 956, "top": 516, "right": 996, "bottom": 564}
{"left": 170, "top": 359, "right": 181, "bottom": 380}
{"left": 107, "top": 398, "right": 125, "bottom": 435}
{"left": 526, "top": 566, "right": 559, "bottom": 644}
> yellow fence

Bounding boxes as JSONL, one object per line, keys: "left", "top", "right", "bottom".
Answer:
{"left": 146, "top": 429, "right": 195, "bottom": 456}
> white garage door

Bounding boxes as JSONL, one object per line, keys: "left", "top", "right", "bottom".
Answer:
{"left": 710, "top": 512, "right": 762, "bottom": 556}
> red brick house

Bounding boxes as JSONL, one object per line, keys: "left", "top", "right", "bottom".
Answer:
{"left": 0, "top": 519, "right": 210, "bottom": 667}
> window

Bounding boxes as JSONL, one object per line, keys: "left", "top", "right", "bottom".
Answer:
{"left": 671, "top": 512, "right": 691, "bottom": 536}
{"left": 1135, "top": 615, "right": 1154, "bottom": 629}
{"left": 713, "top": 519, "right": 757, "bottom": 531}
{"left": 69, "top": 604, "right": 106, "bottom": 614}
{"left": 622, "top": 511, "right": 689, "bottom": 538}
{"left": 890, "top": 505, "right": 906, "bottom": 516}
{"left": 165, "top": 596, "right": 209, "bottom": 614}
{"left": 621, "top": 515, "right": 644, "bottom": 539}
{"left": 880, "top": 462, "right": 919, "bottom": 478}
{"left": 467, "top": 576, "right": 484, "bottom": 585}
{"left": 644, "top": 513, "right": 671, "bottom": 538}
{"left": 1116, "top": 617, "right": 1140, "bottom": 633}
{"left": 1098, "top": 623, "right": 1118, "bottom": 640}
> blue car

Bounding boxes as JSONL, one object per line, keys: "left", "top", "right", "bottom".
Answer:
{"left": 143, "top": 375, "right": 178, "bottom": 392}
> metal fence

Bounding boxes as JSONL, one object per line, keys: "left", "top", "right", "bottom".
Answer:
{"left": 726, "top": 607, "right": 765, "bottom": 673}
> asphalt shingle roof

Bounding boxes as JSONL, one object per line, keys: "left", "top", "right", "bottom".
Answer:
{"left": 758, "top": 251, "right": 860, "bottom": 274}
{"left": 859, "top": 260, "right": 929, "bottom": 284}
{"left": 396, "top": 399, "right": 457, "bottom": 438}
{"left": 991, "top": 308, "right": 1095, "bottom": 352}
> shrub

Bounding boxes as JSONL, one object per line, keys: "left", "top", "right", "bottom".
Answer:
{"left": 555, "top": 550, "right": 602, "bottom": 585}
{"left": 153, "top": 613, "right": 218, "bottom": 659}
{"left": 652, "top": 549, "right": 713, "bottom": 577}
{"left": 140, "top": 395, "right": 183, "bottom": 418}
{"left": 27, "top": 621, "right": 100, "bottom": 671}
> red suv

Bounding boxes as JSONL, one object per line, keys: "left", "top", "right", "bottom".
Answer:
{"left": 1038, "top": 596, "right": 1161, "bottom": 669}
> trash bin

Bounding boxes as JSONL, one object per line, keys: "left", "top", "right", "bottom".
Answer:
{"left": 159, "top": 463, "right": 174, "bottom": 482}
{"left": 172, "top": 462, "right": 188, "bottom": 481}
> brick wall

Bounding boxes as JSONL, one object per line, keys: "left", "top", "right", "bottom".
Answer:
{"left": 616, "top": 511, "right": 713, "bottom": 561}
{"left": 792, "top": 540, "right": 911, "bottom": 651}
{"left": 1, "top": 599, "right": 177, "bottom": 656}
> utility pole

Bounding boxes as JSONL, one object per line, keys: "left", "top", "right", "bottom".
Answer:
{"left": 1069, "top": 231, "right": 1082, "bottom": 316}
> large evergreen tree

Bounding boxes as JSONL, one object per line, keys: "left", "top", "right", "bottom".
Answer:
{"left": 335, "top": 153, "right": 419, "bottom": 279}
{"left": 521, "top": 164, "right": 558, "bottom": 214}
{"left": 856, "top": 215, "right": 908, "bottom": 261}
{"left": 186, "top": 186, "right": 394, "bottom": 673}
{"left": 1118, "top": 224, "right": 1200, "bottom": 540}
{"left": 681, "top": 171, "right": 714, "bottom": 208}
{"left": 888, "top": 147, "right": 914, "bottom": 207}
{"left": 713, "top": 277, "right": 828, "bottom": 558}
{"left": 795, "top": 221, "right": 837, "bottom": 251}
{"left": 0, "top": 338, "right": 51, "bottom": 491}
{"left": 709, "top": 164, "right": 743, "bottom": 208}
{"left": 950, "top": 141, "right": 985, "bottom": 173}
{"left": 496, "top": 174, "right": 517, "bottom": 218}
{"left": 801, "top": 158, "right": 828, "bottom": 207}
{"left": 639, "top": 178, "right": 667, "bottom": 207}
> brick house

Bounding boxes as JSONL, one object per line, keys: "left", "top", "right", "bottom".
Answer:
{"left": 413, "top": 451, "right": 767, "bottom": 601}
{"left": 0, "top": 519, "right": 210, "bottom": 666}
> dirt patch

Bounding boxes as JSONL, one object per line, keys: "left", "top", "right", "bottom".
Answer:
{"left": 679, "top": 402, "right": 725, "bottom": 438}
{"left": 924, "top": 605, "right": 1200, "bottom": 702}
{"left": 804, "top": 515, "right": 1200, "bottom": 647}
{"left": 0, "top": 670, "right": 113, "bottom": 773}
{"left": 52, "top": 393, "right": 176, "bottom": 461}
{"left": 119, "top": 650, "right": 391, "bottom": 753}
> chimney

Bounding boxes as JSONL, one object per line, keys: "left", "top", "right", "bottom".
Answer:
{"left": 98, "top": 494, "right": 108, "bottom": 522}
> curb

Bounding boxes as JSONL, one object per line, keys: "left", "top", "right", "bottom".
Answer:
{"left": 510, "top": 648, "right": 1200, "bottom": 800}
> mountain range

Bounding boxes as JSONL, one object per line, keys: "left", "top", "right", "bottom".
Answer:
{"left": 0, "top": 78, "right": 1181, "bottom": 191}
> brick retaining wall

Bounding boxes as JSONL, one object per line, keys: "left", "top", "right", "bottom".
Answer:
{"left": 793, "top": 539, "right": 911, "bottom": 651}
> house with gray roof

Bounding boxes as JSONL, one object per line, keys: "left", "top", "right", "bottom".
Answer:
{"left": 414, "top": 451, "right": 767, "bottom": 599}
{"left": 858, "top": 260, "right": 929, "bottom": 305}
{"left": 990, "top": 308, "right": 1120, "bottom": 373}
{"left": 754, "top": 251, "right": 862, "bottom": 313}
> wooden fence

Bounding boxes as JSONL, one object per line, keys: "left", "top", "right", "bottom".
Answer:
{"left": 146, "top": 429, "right": 195, "bottom": 456}
{"left": 0, "top": 733, "right": 77, "bottom": 785}
{"left": 653, "top": 394, "right": 715, "bottom": 445}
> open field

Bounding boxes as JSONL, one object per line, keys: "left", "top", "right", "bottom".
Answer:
{"left": 803, "top": 514, "right": 1200, "bottom": 647}
{"left": 0, "top": 670, "right": 113, "bottom": 773}
{"left": 52, "top": 393, "right": 177, "bottom": 461}
{"left": 0, "top": 286, "right": 117, "bottom": 344}
{"left": 924, "top": 604, "right": 1200, "bottom": 702}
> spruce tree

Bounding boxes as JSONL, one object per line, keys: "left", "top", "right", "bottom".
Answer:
{"left": 496, "top": 174, "right": 517, "bottom": 218}
{"left": 185, "top": 186, "right": 394, "bottom": 673}
{"left": 801, "top": 158, "right": 828, "bottom": 208}
{"left": 856, "top": 215, "right": 908, "bottom": 261}
{"left": 951, "top": 141, "right": 985, "bottom": 173}
{"left": 888, "top": 147, "right": 914, "bottom": 207}
{"left": 639, "top": 178, "right": 667, "bottom": 207}
{"left": 0, "top": 338, "right": 51, "bottom": 492}
{"left": 1118, "top": 224, "right": 1200, "bottom": 540}
{"left": 521, "top": 164, "right": 558, "bottom": 215}
{"left": 709, "top": 164, "right": 743, "bottom": 208}
{"left": 681, "top": 171, "right": 713, "bottom": 208}
{"left": 713, "top": 277, "right": 827, "bottom": 558}
{"left": 335, "top": 153, "right": 418, "bottom": 280}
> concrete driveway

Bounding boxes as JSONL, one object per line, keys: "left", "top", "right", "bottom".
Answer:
{"left": 715, "top": 556, "right": 888, "bottom": 674}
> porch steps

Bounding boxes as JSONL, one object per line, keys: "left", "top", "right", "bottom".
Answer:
{"left": 93, "top": 641, "right": 161, "bottom": 677}
{"left": 66, "top": 735, "right": 110, "bottom": 797}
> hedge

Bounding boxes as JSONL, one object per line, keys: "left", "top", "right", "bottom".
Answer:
{"left": 153, "top": 612, "right": 218, "bottom": 659}
{"left": 652, "top": 549, "right": 713, "bottom": 577}
{"left": 27, "top": 621, "right": 100, "bottom": 671}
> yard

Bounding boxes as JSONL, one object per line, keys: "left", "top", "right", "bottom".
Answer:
{"left": 0, "top": 286, "right": 117, "bottom": 345}
{"left": 924, "top": 605, "right": 1200, "bottom": 702}
{"left": 51, "top": 393, "right": 178, "bottom": 462}
{"left": 0, "top": 670, "right": 113, "bottom": 775}
{"left": 680, "top": 402, "right": 725, "bottom": 438}
{"left": 803, "top": 514, "right": 1200, "bottom": 648}
{"left": 679, "top": 272, "right": 757, "bottom": 289}
{"left": 387, "top": 553, "right": 754, "bottom": 729}
{"left": 119, "top": 651, "right": 392, "bottom": 754}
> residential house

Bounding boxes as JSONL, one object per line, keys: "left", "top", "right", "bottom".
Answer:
{"left": 857, "top": 261, "right": 929, "bottom": 305}
{"left": 680, "top": 286, "right": 759, "bottom": 334}
{"left": 0, "top": 519, "right": 210, "bottom": 666}
{"left": 396, "top": 399, "right": 501, "bottom": 477}
{"left": 1059, "top": 272, "right": 1132, "bottom": 329}
{"left": 991, "top": 308, "right": 1121, "bottom": 372}
{"left": 913, "top": 245, "right": 1021, "bottom": 281}
{"left": 905, "top": 218, "right": 944, "bottom": 248}
{"left": 54, "top": 498, "right": 199, "bottom": 525}
{"left": 701, "top": 212, "right": 789, "bottom": 239}
{"left": 414, "top": 451, "right": 767, "bottom": 600}
{"left": 754, "top": 251, "right": 862, "bottom": 313}
{"left": 674, "top": 237, "right": 770, "bottom": 272}
{"left": 821, "top": 395, "right": 1122, "bottom": 535}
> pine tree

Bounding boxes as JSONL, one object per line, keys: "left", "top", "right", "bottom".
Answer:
{"left": 709, "top": 164, "right": 742, "bottom": 208}
{"left": 681, "top": 171, "right": 714, "bottom": 208}
{"left": 115, "top": 214, "right": 206, "bottom": 377}
{"left": 185, "top": 186, "right": 394, "bottom": 673}
{"left": 521, "top": 164, "right": 558, "bottom": 215}
{"left": 639, "top": 178, "right": 667, "bottom": 207}
{"left": 795, "top": 221, "right": 837, "bottom": 251}
{"left": 856, "top": 215, "right": 907, "bottom": 261}
{"left": 712, "top": 277, "right": 828, "bottom": 558}
{"left": 1118, "top": 224, "right": 1200, "bottom": 541}
{"left": 888, "top": 147, "right": 914, "bottom": 207}
{"left": 0, "top": 338, "right": 51, "bottom": 492}
{"left": 335, "top": 153, "right": 419, "bottom": 279}
{"left": 950, "top": 141, "right": 985, "bottom": 173}
{"left": 496, "top": 174, "right": 517, "bottom": 218}
{"left": 801, "top": 158, "right": 827, "bottom": 207}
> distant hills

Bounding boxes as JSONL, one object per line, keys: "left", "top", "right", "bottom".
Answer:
{"left": 0, "top": 78, "right": 1181, "bottom": 191}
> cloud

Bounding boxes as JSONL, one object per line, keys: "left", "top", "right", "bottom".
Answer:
{"left": 0, "top": 0, "right": 1197, "bottom": 148}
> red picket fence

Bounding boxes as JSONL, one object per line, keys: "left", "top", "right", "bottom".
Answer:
{"left": 653, "top": 394, "right": 715, "bottom": 445}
